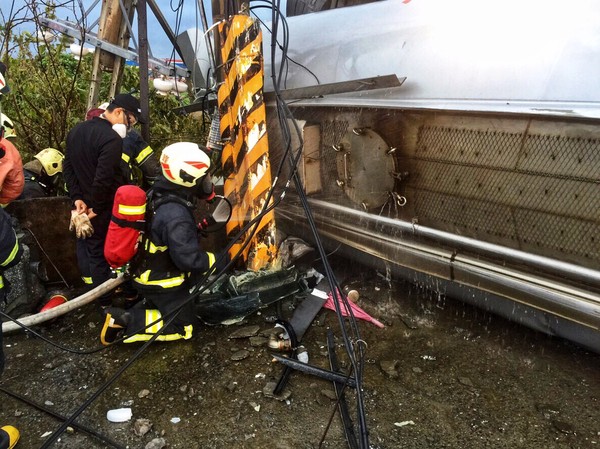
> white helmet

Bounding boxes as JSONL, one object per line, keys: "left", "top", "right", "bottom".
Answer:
{"left": 35, "top": 147, "right": 65, "bottom": 176}
{"left": 160, "top": 142, "right": 211, "bottom": 188}
{"left": 1, "top": 113, "right": 16, "bottom": 139}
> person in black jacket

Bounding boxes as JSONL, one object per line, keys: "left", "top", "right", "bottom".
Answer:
{"left": 86, "top": 105, "right": 159, "bottom": 189}
{"left": 63, "top": 93, "right": 143, "bottom": 304}
{"left": 100, "top": 142, "right": 226, "bottom": 345}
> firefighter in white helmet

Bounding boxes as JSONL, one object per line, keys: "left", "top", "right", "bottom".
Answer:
{"left": 18, "top": 148, "right": 66, "bottom": 199}
{"left": 101, "top": 142, "right": 227, "bottom": 345}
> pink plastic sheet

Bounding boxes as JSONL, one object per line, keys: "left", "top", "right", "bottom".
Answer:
{"left": 323, "top": 292, "right": 385, "bottom": 328}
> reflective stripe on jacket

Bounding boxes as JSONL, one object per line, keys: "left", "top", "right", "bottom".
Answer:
{"left": 132, "top": 189, "right": 216, "bottom": 292}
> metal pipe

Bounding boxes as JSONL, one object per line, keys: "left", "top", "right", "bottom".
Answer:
{"left": 275, "top": 201, "right": 600, "bottom": 350}
{"left": 307, "top": 199, "right": 600, "bottom": 287}
{"left": 271, "top": 354, "right": 357, "bottom": 388}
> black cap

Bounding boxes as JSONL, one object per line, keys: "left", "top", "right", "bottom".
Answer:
{"left": 0, "top": 62, "right": 9, "bottom": 95}
{"left": 110, "top": 93, "right": 145, "bottom": 123}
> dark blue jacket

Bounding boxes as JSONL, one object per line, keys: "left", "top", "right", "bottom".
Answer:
{"left": 132, "top": 179, "right": 215, "bottom": 292}
{"left": 0, "top": 208, "right": 23, "bottom": 293}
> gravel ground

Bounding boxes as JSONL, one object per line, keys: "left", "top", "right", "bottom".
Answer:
{"left": 1, "top": 257, "right": 600, "bottom": 449}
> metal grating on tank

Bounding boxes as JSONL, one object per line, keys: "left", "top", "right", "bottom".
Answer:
{"left": 406, "top": 125, "right": 600, "bottom": 267}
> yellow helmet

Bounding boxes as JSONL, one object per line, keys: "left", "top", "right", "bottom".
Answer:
{"left": 35, "top": 148, "right": 64, "bottom": 176}
{"left": 1, "top": 113, "right": 16, "bottom": 139}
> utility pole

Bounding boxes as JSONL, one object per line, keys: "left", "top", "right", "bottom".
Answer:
{"left": 137, "top": 0, "right": 150, "bottom": 141}
{"left": 88, "top": 0, "right": 134, "bottom": 110}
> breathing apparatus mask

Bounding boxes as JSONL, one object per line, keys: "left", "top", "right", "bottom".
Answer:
{"left": 112, "top": 123, "right": 128, "bottom": 138}
{"left": 112, "top": 107, "right": 135, "bottom": 138}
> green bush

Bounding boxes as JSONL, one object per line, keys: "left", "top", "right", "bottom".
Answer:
{"left": 1, "top": 9, "right": 208, "bottom": 161}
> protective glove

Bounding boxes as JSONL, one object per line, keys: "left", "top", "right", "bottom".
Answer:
{"left": 69, "top": 210, "right": 94, "bottom": 239}
{"left": 197, "top": 215, "right": 216, "bottom": 232}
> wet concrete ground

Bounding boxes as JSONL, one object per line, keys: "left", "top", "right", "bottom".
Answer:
{"left": 1, "top": 257, "right": 600, "bottom": 448}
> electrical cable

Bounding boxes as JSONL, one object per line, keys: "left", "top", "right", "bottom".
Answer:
{"left": 38, "top": 307, "right": 184, "bottom": 449}
{"left": 250, "top": 4, "right": 320, "bottom": 86}
{"left": 0, "top": 386, "right": 126, "bottom": 449}
{"left": 259, "top": 0, "right": 370, "bottom": 445}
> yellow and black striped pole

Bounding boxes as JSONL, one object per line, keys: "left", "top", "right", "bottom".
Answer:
{"left": 217, "top": 14, "right": 277, "bottom": 271}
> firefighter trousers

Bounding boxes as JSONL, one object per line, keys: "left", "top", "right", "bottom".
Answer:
{"left": 75, "top": 211, "right": 112, "bottom": 305}
{"left": 123, "top": 287, "right": 198, "bottom": 343}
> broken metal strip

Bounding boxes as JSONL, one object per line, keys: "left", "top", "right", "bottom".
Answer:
{"left": 39, "top": 17, "right": 188, "bottom": 77}
{"left": 289, "top": 290, "right": 329, "bottom": 342}
{"left": 264, "top": 74, "right": 405, "bottom": 102}
{"left": 327, "top": 330, "right": 359, "bottom": 449}
{"left": 271, "top": 354, "right": 357, "bottom": 388}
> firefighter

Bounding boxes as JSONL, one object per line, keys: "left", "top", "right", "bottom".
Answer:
{"left": 0, "top": 112, "right": 24, "bottom": 207}
{"left": 17, "top": 148, "right": 65, "bottom": 199}
{"left": 86, "top": 104, "right": 159, "bottom": 189}
{"left": 121, "top": 129, "right": 159, "bottom": 189}
{"left": 0, "top": 132, "right": 23, "bottom": 208}
{"left": 0, "top": 212, "right": 21, "bottom": 449}
{"left": 63, "top": 93, "right": 141, "bottom": 302}
{"left": 0, "top": 60, "right": 21, "bottom": 449}
{"left": 100, "top": 142, "right": 226, "bottom": 344}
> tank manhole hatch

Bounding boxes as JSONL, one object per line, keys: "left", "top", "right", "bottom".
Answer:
{"left": 334, "top": 128, "right": 396, "bottom": 209}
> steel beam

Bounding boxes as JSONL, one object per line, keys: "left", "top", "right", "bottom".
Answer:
{"left": 39, "top": 17, "right": 188, "bottom": 78}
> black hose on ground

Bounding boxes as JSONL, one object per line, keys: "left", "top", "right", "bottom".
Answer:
{"left": 0, "top": 385, "right": 127, "bottom": 449}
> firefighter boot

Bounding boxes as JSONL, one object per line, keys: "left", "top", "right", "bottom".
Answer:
{"left": 100, "top": 307, "right": 131, "bottom": 345}
{"left": 0, "top": 425, "right": 19, "bottom": 449}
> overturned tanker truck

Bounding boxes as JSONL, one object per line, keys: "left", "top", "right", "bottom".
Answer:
{"left": 4, "top": 0, "right": 599, "bottom": 356}
{"left": 189, "top": 0, "right": 600, "bottom": 352}
{"left": 256, "top": 0, "right": 600, "bottom": 352}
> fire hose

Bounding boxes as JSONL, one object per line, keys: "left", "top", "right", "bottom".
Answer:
{"left": 1, "top": 274, "right": 124, "bottom": 334}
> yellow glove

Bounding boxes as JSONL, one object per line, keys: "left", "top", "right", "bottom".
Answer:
{"left": 69, "top": 210, "right": 94, "bottom": 239}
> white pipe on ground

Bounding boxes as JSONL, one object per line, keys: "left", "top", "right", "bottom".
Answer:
{"left": 2, "top": 274, "right": 125, "bottom": 334}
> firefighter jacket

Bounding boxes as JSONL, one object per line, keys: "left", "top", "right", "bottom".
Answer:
{"left": 132, "top": 180, "right": 216, "bottom": 293}
{"left": 0, "top": 208, "right": 23, "bottom": 294}
{"left": 18, "top": 161, "right": 64, "bottom": 199}
{"left": 63, "top": 117, "right": 126, "bottom": 215}
{"left": 0, "top": 137, "right": 24, "bottom": 206}
{"left": 122, "top": 130, "right": 159, "bottom": 188}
